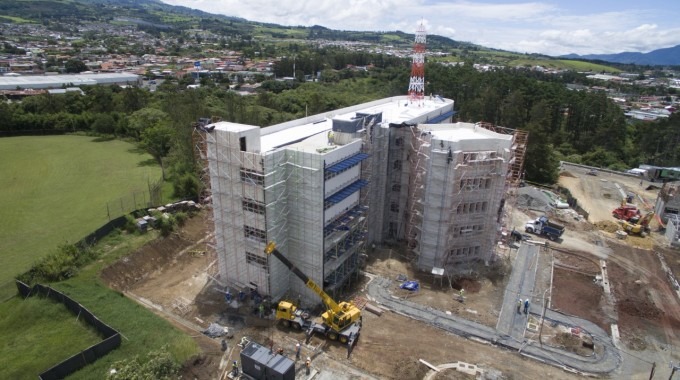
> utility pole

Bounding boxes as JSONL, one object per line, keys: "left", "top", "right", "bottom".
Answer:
{"left": 670, "top": 361, "right": 680, "bottom": 380}
{"left": 648, "top": 362, "right": 655, "bottom": 380}
{"left": 538, "top": 288, "right": 550, "bottom": 346}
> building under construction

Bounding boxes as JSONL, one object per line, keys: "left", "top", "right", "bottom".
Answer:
{"left": 199, "top": 95, "right": 526, "bottom": 306}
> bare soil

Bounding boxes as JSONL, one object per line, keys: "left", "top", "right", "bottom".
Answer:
{"left": 95, "top": 164, "right": 680, "bottom": 379}
{"left": 551, "top": 266, "right": 611, "bottom": 332}
{"left": 364, "top": 244, "right": 508, "bottom": 328}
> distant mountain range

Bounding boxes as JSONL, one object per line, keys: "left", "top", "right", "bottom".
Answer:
{"left": 561, "top": 44, "right": 680, "bottom": 66}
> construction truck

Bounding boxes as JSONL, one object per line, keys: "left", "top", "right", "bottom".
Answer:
{"left": 525, "top": 216, "right": 565, "bottom": 241}
{"left": 264, "top": 242, "right": 362, "bottom": 353}
{"left": 618, "top": 211, "right": 655, "bottom": 236}
{"left": 612, "top": 199, "right": 641, "bottom": 222}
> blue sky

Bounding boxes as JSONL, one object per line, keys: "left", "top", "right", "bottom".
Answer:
{"left": 161, "top": 0, "right": 680, "bottom": 56}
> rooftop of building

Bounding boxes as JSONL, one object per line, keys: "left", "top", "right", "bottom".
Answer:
{"left": 211, "top": 95, "right": 454, "bottom": 154}
{"left": 0, "top": 72, "right": 140, "bottom": 90}
{"left": 421, "top": 122, "right": 514, "bottom": 143}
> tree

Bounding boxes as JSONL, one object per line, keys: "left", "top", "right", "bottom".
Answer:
{"left": 140, "top": 124, "right": 175, "bottom": 180}
{"left": 64, "top": 59, "right": 88, "bottom": 73}
{"left": 92, "top": 113, "right": 116, "bottom": 135}
{"left": 127, "top": 107, "right": 170, "bottom": 140}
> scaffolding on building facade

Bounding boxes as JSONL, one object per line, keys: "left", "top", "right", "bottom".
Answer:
{"left": 401, "top": 123, "right": 520, "bottom": 274}
{"left": 442, "top": 148, "right": 507, "bottom": 272}
{"left": 405, "top": 126, "right": 432, "bottom": 253}
{"left": 204, "top": 128, "right": 273, "bottom": 300}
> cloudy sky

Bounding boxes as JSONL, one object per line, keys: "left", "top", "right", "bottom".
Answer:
{"left": 160, "top": 0, "right": 680, "bottom": 56}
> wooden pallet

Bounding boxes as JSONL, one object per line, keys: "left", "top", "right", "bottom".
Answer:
{"left": 353, "top": 296, "right": 367, "bottom": 309}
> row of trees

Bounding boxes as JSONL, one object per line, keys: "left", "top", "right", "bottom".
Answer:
{"left": 1, "top": 57, "right": 677, "bottom": 190}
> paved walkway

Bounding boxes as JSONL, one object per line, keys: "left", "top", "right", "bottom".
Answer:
{"left": 365, "top": 242, "right": 621, "bottom": 375}
{"left": 496, "top": 244, "right": 539, "bottom": 341}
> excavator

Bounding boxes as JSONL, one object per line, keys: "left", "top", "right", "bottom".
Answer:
{"left": 618, "top": 211, "right": 655, "bottom": 236}
{"left": 264, "top": 242, "right": 362, "bottom": 355}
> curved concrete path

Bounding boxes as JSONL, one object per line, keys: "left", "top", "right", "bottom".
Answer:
{"left": 365, "top": 243, "right": 621, "bottom": 375}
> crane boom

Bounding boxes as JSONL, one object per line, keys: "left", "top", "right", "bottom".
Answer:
{"left": 265, "top": 242, "right": 341, "bottom": 312}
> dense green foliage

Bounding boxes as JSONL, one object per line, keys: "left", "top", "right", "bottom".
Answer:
{"left": 18, "top": 244, "right": 96, "bottom": 284}
{"left": 1, "top": 62, "right": 678, "bottom": 186}
{"left": 107, "top": 346, "right": 180, "bottom": 380}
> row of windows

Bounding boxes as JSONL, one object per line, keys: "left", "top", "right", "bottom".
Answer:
{"left": 246, "top": 251, "right": 268, "bottom": 271}
{"left": 244, "top": 225, "right": 266, "bottom": 243}
{"left": 449, "top": 246, "right": 481, "bottom": 257}
{"left": 462, "top": 151, "right": 497, "bottom": 163}
{"left": 392, "top": 184, "right": 401, "bottom": 192}
{"left": 453, "top": 224, "right": 485, "bottom": 235}
{"left": 242, "top": 198, "right": 265, "bottom": 215}
{"left": 390, "top": 202, "right": 399, "bottom": 212}
{"left": 456, "top": 201, "right": 488, "bottom": 214}
{"left": 459, "top": 178, "right": 492, "bottom": 190}
{"left": 240, "top": 167, "right": 264, "bottom": 186}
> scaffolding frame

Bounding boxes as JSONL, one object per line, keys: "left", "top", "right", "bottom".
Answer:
{"left": 206, "top": 128, "right": 272, "bottom": 299}
{"left": 402, "top": 123, "right": 518, "bottom": 274}
{"left": 405, "top": 126, "right": 432, "bottom": 253}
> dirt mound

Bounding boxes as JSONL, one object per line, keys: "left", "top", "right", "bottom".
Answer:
{"left": 594, "top": 220, "right": 619, "bottom": 233}
{"left": 101, "top": 214, "right": 208, "bottom": 291}
{"left": 516, "top": 187, "right": 552, "bottom": 212}
{"left": 560, "top": 171, "right": 577, "bottom": 178}
{"left": 617, "top": 297, "right": 663, "bottom": 320}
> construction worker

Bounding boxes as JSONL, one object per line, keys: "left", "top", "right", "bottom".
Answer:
{"left": 516, "top": 299, "right": 522, "bottom": 314}
{"left": 259, "top": 303, "right": 265, "bottom": 318}
{"left": 295, "top": 342, "right": 301, "bottom": 360}
{"left": 459, "top": 288, "right": 465, "bottom": 300}
{"left": 305, "top": 357, "right": 311, "bottom": 375}
{"left": 524, "top": 299, "right": 530, "bottom": 314}
{"left": 232, "top": 361, "right": 239, "bottom": 376}
{"left": 277, "top": 347, "right": 284, "bottom": 356}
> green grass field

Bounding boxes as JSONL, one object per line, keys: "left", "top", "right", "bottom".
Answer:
{"left": 0, "top": 230, "right": 198, "bottom": 379}
{"left": 0, "top": 135, "right": 161, "bottom": 284}
{"left": 0, "top": 297, "right": 102, "bottom": 379}
{"left": 55, "top": 230, "right": 198, "bottom": 379}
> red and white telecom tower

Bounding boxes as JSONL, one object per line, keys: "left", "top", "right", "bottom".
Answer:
{"left": 408, "top": 21, "right": 426, "bottom": 102}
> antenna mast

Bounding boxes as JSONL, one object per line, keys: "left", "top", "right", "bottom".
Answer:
{"left": 408, "top": 21, "right": 426, "bottom": 102}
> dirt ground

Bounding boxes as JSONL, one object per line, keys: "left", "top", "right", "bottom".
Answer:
{"left": 97, "top": 164, "right": 680, "bottom": 379}
{"left": 362, "top": 245, "right": 509, "bottom": 328}
{"left": 557, "top": 165, "right": 659, "bottom": 224}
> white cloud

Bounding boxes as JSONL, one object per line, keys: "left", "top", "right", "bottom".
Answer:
{"left": 161, "top": 0, "right": 680, "bottom": 56}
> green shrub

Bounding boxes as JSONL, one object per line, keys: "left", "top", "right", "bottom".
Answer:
{"left": 18, "top": 243, "right": 98, "bottom": 284}
{"left": 107, "top": 346, "right": 180, "bottom": 380}
{"left": 151, "top": 211, "right": 176, "bottom": 237}
{"left": 124, "top": 214, "right": 138, "bottom": 234}
{"left": 174, "top": 211, "right": 187, "bottom": 227}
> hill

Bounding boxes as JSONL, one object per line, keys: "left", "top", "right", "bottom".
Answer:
{"left": 561, "top": 44, "right": 680, "bottom": 66}
{"left": 0, "top": 0, "right": 622, "bottom": 72}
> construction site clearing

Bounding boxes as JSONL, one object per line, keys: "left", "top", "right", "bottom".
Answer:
{"left": 101, "top": 164, "right": 680, "bottom": 380}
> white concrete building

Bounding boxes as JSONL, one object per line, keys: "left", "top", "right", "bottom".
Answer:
{"left": 0, "top": 73, "right": 140, "bottom": 90}
{"left": 205, "top": 95, "right": 519, "bottom": 306}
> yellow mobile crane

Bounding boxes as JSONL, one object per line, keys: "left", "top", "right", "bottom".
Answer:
{"left": 264, "top": 242, "right": 362, "bottom": 353}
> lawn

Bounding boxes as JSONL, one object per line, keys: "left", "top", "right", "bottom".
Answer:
{"left": 0, "top": 230, "right": 198, "bottom": 379}
{"left": 0, "top": 297, "right": 102, "bottom": 379}
{"left": 0, "top": 135, "right": 162, "bottom": 284}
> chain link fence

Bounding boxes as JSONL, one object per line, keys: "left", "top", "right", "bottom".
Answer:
{"left": 106, "top": 178, "right": 163, "bottom": 220}
{"left": 0, "top": 280, "right": 16, "bottom": 303}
